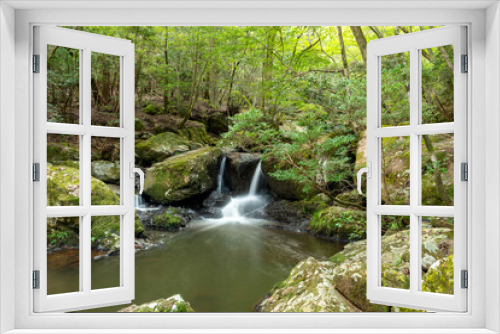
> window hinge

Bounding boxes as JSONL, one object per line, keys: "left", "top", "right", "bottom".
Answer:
{"left": 33, "top": 270, "right": 40, "bottom": 289}
{"left": 33, "top": 54, "right": 40, "bottom": 73}
{"left": 461, "top": 162, "right": 468, "bottom": 182}
{"left": 33, "top": 163, "right": 40, "bottom": 182}
{"left": 461, "top": 270, "right": 468, "bottom": 289}
{"left": 461, "top": 54, "right": 468, "bottom": 73}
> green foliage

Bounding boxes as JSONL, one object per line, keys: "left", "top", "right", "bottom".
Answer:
{"left": 421, "top": 255, "right": 454, "bottom": 294}
{"left": 265, "top": 109, "right": 358, "bottom": 199}
{"left": 222, "top": 108, "right": 279, "bottom": 151}
{"left": 309, "top": 207, "right": 367, "bottom": 240}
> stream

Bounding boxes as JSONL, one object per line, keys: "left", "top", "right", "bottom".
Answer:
{"left": 48, "top": 158, "right": 344, "bottom": 312}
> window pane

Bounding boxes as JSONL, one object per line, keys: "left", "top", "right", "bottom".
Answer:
{"left": 47, "top": 134, "right": 80, "bottom": 206}
{"left": 380, "top": 215, "right": 410, "bottom": 290}
{"left": 47, "top": 45, "right": 80, "bottom": 124}
{"left": 421, "top": 217, "right": 454, "bottom": 295}
{"left": 421, "top": 45, "right": 454, "bottom": 124}
{"left": 91, "top": 137, "right": 121, "bottom": 205}
{"left": 47, "top": 217, "right": 80, "bottom": 295}
{"left": 421, "top": 134, "right": 454, "bottom": 206}
{"left": 381, "top": 136, "right": 410, "bottom": 205}
{"left": 91, "top": 52, "right": 120, "bottom": 127}
{"left": 91, "top": 216, "right": 121, "bottom": 290}
{"left": 381, "top": 52, "right": 410, "bottom": 126}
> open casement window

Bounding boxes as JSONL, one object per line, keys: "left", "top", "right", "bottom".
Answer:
{"left": 365, "top": 26, "right": 467, "bottom": 312}
{"left": 33, "top": 26, "right": 137, "bottom": 312}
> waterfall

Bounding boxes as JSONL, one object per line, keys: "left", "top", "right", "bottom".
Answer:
{"left": 219, "top": 161, "right": 266, "bottom": 221}
{"left": 135, "top": 194, "right": 161, "bottom": 212}
{"left": 135, "top": 194, "right": 145, "bottom": 208}
{"left": 217, "top": 156, "right": 227, "bottom": 193}
{"left": 248, "top": 161, "right": 262, "bottom": 196}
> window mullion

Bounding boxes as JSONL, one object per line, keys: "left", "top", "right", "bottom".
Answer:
{"left": 409, "top": 47, "right": 421, "bottom": 295}
{"left": 81, "top": 47, "right": 92, "bottom": 294}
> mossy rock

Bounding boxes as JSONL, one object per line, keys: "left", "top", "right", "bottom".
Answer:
{"left": 143, "top": 104, "right": 163, "bottom": 115}
{"left": 299, "top": 193, "right": 332, "bottom": 215}
{"left": 144, "top": 147, "right": 221, "bottom": 204}
{"left": 261, "top": 155, "right": 317, "bottom": 200}
{"left": 47, "top": 165, "right": 145, "bottom": 250}
{"left": 135, "top": 132, "right": 203, "bottom": 166}
{"left": 118, "top": 294, "right": 195, "bottom": 312}
{"left": 135, "top": 117, "right": 145, "bottom": 131}
{"left": 150, "top": 207, "right": 191, "bottom": 231}
{"left": 47, "top": 143, "right": 79, "bottom": 163}
{"left": 47, "top": 165, "right": 81, "bottom": 206}
{"left": 91, "top": 160, "right": 120, "bottom": 183}
{"left": 327, "top": 228, "right": 453, "bottom": 312}
{"left": 309, "top": 206, "right": 367, "bottom": 240}
{"left": 175, "top": 122, "right": 211, "bottom": 145}
{"left": 422, "top": 255, "right": 454, "bottom": 294}
{"left": 256, "top": 257, "right": 361, "bottom": 312}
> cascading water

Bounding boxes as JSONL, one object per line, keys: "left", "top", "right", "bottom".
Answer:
{"left": 248, "top": 161, "right": 262, "bottom": 196}
{"left": 217, "top": 156, "right": 227, "bottom": 193}
{"left": 219, "top": 161, "right": 267, "bottom": 221}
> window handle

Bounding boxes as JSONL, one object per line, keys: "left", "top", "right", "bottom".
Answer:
{"left": 357, "top": 162, "right": 371, "bottom": 195}
{"left": 129, "top": 162, "right": 145, "bottom": 195}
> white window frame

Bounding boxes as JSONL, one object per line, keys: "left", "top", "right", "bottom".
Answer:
{"left": 365, "top": 26, "right": 467, "bottom": 312}
{"left": 33, "top": 26, "right": 136, "bottom": 313}
{"left": 1, "top": 2, "right": 499, "bottom": 333}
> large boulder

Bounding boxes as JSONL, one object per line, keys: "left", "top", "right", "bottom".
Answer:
{"left": 135, "top": 132, "right": 203, "bottom": 166}
{"left": 256, "top": 257, "right": 360, "bottom": 312}
{"left": 91, "top": 160, "right": 120, "bottom": 183}
{"left": 144, "top": 147, "right": 222, "bottom": 204}
{"left": 207, "top": 112, "right": 228, "bottom": 134}
{"left": 261, "top": 156, "right": 316, "bottom": 200}
{"left": 46, "top": 165, "right": 145, "bottom": 250}
{"left": 118, "top": 294, "right": 195, "bottom": 312}
{"left": 309, "top": 206, "right": 367, "bottom": 241}
{"left": 226, "top": 152, "right": 262, "bottom": 194}
{"left": 328, "top": 228, "right": 453, "bottom": 312}
{"left": 175, "top": 122, "right": 211, "bottom": 145}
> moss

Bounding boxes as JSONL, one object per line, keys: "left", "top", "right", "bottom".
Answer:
{"left": 135, "top": 117, "right": 145, "bottom": 131}
{"left": 422, "top": 255, "right": 454, "bottom": 294}
{"left": 299, "top": 193, "right": 332, "bottom": 215}
{"left": 47, "top": 165, "right": 81, "bottom": 206}
{"left": 47, "top": 165, "right": 145, "bottom": 250}
{"left": 135, "top": 132, "right": 202, "bottom": 165}
{"left": 328, "top": 252, "right": 345, "bottom": 265}
{"left": 309, "top": 207, "right": 367, "bottom": 240}
{"left": 144, "top": 104, "right": 163, "bottom": 115}
{"left": 119, "top": 295, "right": 195, "bottom": 313}
{"left": 47, "top": 143, "right": 79, "bottom": 163}
{"left": 176, "top": 122, "right": 211, "bottom": 145}
{"left": 257, "top": 257, "right": 360, "bottom": 312}
{"left": 149, "top": 207, "right": 191, "bottom": 231}
{"left": 135, "top": 213, "right": 146, "bottom": 238}
{"left": 144, "top": 147, "right": 221, "bottom": 204}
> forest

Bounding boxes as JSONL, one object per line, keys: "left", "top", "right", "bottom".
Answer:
{"left": 46, "top": 26, "right": 455, "bottom": 313}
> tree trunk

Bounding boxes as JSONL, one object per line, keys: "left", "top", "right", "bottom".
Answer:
{"left": 337, "top": 26, "right": 350, "bottom": 77}
{"left": 163, "top": 27, "right": 169, "bottom": 112}
{"left": 350, "top": 26, "right": 367, "bottom": 65}
{"left": 262, "top": 27, "right": 277, "bottom": 113}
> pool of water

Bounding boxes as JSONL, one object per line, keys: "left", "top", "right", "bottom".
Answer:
{"left": 49, "top": 218, "right": 343, "bottom": 312}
